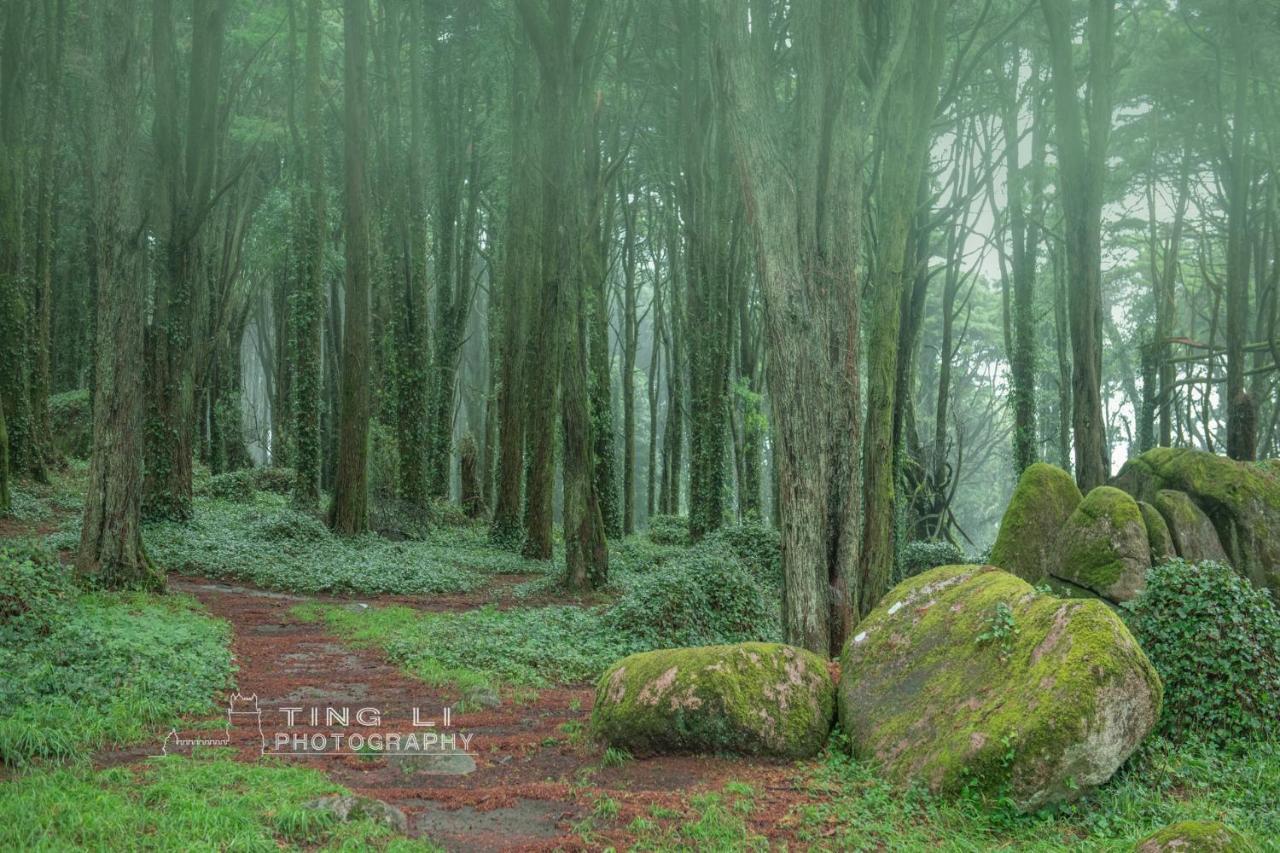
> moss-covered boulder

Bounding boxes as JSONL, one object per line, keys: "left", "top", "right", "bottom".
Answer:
{"left": 990, "top": 463, "right": 1083, "bottom": 582}
{"left": 1134, "top": 820, "right": 1258, "bottom": 852}
{"left": 1050, "top": 486, "right": 1151, "bottom": 602}
{"left": 1112, "top": 448, "right": 1280, "bottom": 595}
{"left": 1138, "top": 501, "right": 1176, "bottom": 563}
{"left": 1151, "top": 489, "right": 1229, "bottom": 565}
{"left": 592, "top": 643, "right": 834, "bottom": 758}
{"left": 838, "top": 565, "right": 1161, "bottom": 812}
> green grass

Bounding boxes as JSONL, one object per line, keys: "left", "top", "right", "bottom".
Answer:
{"left": 0, "top": 588, "right": 233, "bottom": 767}
{"left": 291, "top": 600, "right": 641, "bottom": 696}
{"left": 783, "top": 736, "right": 1280, "bottom": 851}
{"left": 47, "top": 494, "right": 553, "bottom": 596}
{"left": 626, "top": 786, "right": 767, "bottom": 851}
{"left": 0, "top": 752, "right": 437, "bottom": 851}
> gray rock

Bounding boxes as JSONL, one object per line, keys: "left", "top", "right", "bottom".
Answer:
{"left": 303, "top": 794, "right": 408, "bottom": 834}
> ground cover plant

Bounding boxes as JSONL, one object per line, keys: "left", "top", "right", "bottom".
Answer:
{"left": 0, "top": 542, "right": 233, "bottom": 767}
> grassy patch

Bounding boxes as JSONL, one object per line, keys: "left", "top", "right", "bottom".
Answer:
{"left": 626, "top": 785, "right": 766, "bottom": 851}
{"left": 292, "top": 601, "right": 639, "bottom": 695}
{"left": 0, "top": 558, "right": 233, "bottom": 766}
{"left": 788, "top": 736, "right": 1280, "bottom": 851}
{"left": 0, "top": 752, "right": 436, "bottom": 850}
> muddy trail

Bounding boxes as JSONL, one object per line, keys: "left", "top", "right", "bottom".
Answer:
{"left": 155, "top": 574, "right": 813, "bottom": 851}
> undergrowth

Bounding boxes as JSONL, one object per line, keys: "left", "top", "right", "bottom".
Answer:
{"left": 0, "top": 543, "right": 233, "bottom": 767}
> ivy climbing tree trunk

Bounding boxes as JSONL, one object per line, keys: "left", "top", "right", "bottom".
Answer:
{"left": 329, "top": 0, "right": 372, "bottom": 535}
{"left": 291, "top": 0, "right": 325, "bottom": 509}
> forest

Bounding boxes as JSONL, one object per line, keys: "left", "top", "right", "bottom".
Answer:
{"left": 1, "top": 0, "right": 1279, "bottom": 850}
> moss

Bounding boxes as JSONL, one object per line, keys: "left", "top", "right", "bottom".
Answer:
{"left": 591, "top": 642, "right": 834, "bottom": 759}
{"left": 990, "top": 463, "right": 1082, "bottom": 582}
{"left": 1134, "top": 820, "right": 1259, "bottom": 852}
{"left": 838, "top": 565, "right": 1162, "bottom": 811}
{"left": 1051, "top": 487, "right": 1151, "bottom": 601}
{"left": 1137, "top": 501, "right": 1174, "bottom": 562}
{"left": 1114, "top": 448, "right": 1280, "bottom": 595}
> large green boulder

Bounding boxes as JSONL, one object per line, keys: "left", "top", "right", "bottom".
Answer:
{"left": 1050, "top": 486, "right": 1151, "bottom": 603}
{"left": 990, "top": 463, "right": 1083, "bottom": 582}
{"left": 592, "top": 642, "right": 834, "bottom": 758}
{"left": 1113, "top": 448, "right": 1280, "bottom": 595}
{"left": 1133, "top": 820, "right": 1258, "bottom": 852}
{"left": 1138, "top": 501, "right": 1176, "bottom": 563}
{"left": 838, "top": 565, "right": 1161, "bottom": 812}
{"left": 1151, "top": 489, "right": 1229, "bottom": 565}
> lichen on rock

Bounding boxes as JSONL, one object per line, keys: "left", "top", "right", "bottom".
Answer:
{"left": 990, "top": 462, "right": 1083, "bottom": 583}
{"left": 1050, "top": 486, "right": 1151, "bottom": 602}
{"left": 838, "top": 564, "right": 1162, "bottom": 812}
{"left": 591, "top": 642, "right": 834, "bottom": 758}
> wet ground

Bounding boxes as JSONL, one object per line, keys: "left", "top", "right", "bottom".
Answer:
{"left": 126, "top": 573, "right": 814, "bottom": 851}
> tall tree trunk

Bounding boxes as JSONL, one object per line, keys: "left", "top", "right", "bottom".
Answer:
{"left": 329, "top": 0, "right": 372, "bottom": 535}
{"left": 715, "top": 0, "right": 865, "bottom": 654}
{"left": 77, "top": 0, "right": 163, "bottom": 590}
{"left": 492, "top": 30, "right": 537, "bottom": 546}
{"left": 145, "top": 0, "right": 229, "bottom": 521}
{"left": 1041, "top": 0, "right": 1113, "bottom": 491}
{"left": 858, "top": 0, "right": 947, "bottom": 617}
{"left": 1224, "top": 0, "right": 1253, "bottom": 461}
{"left": 291, "top": 0, "right": 325, "bottom": 508}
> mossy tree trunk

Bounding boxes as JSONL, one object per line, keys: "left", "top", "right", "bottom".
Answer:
{"left": 329, "top": 0, "right": 372, "bottom": 535}
{"left": 77, "top": 0, "right": 163, "bottom": 592}
{"left": 858, "top": 0, "right": 948, "bottom": 619}
{"left": 675, "top": 8, "right": 737, "bottom": 541}
{"left": 291, "top": 0, "right": 326, "bottom": 509}
{"left": 1041, "top": 0, "right": 1114, "bottom": 491}
{"left": 1223, "top": 0, "right": 1253, "bottom": 462}
{"left": 619, "top": 170, "right": 639, "bottom": 535}
{"left": 0, "top": 0, "right": 41, "bottom": 484}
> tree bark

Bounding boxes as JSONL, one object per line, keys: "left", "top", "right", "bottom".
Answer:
{"left": 329, "top": 0, "right": 372, "bottom": 535}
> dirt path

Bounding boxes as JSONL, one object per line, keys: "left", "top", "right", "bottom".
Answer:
{"left": 169, "top": 575, "right": 812, "bottom": 851}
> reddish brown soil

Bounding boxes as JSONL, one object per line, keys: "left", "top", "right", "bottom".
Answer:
{"left": 154, "top": 574, "right": 816, "bottom": 851}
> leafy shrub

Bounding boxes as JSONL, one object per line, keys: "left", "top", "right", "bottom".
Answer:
{"left": 0, "top": 541, "right": 75, "bottom": 635}
{"left": 698, "top": 521, "right": 781, "bottom": 586}
{"left": 647, "top": 514, "right": 690, "bottom": 546}
{"left": 48, "top": 388, "right": 93, "bottom": 459}
{"left": 250, "top": 507, "right": 330, "bottom": 542}
{"left": 606, "top": 551, "right": 781, "bottom": 648}
{"left": 204, "top": 469, "right": 255, "bottom": 502}
{"left": 1127, "top": 559, "right": 1280, "bottom": 743}
{"left": 897, "top": 540, "right": 966, "bottom": 583}
{"left": 429, "top": 498, "right": 473, "bottom": 528}
{"left": 251, "top": 466, "right": 296, "bottom": 495}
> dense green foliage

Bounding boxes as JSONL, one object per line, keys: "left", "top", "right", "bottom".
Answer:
{"left": 896, "top": 539, "right": 967, "bottom": 583}
{"left": 605, "top": 550, "right": 780, "bottom": 649}
{"left": 646, "top": 514, "right": 691, "bottom": 546}
{"left": 1127, "top": 559, "right": 1280, "bottom": 744}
